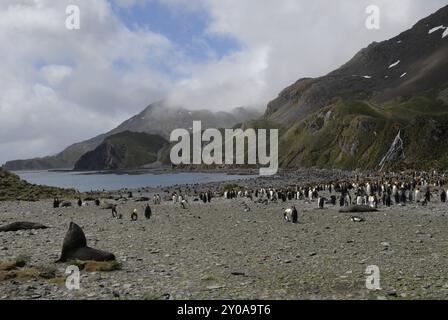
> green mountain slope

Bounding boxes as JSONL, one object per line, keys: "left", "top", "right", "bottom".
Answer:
{"left": 279, "top": 87, "right": 448, "bottom": 170}
{"left": 0, "top": 168, "right": 76, "bottom": 201}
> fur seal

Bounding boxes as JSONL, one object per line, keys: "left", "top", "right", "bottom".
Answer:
{"left": 339, "top": 205, "right": 378, "bottom": 213}
{"left": 56, "top": 222, "right": 115, "bottom": 263}
{"left": 102, "top": 202, "right": 115, "bottom": 210}
{"left": 0, "top": 222, "right": 48, "bottom": 232}
{"left": 135, "top": 197, "right": 150, "bottom": 202}
{"left": 60, "top": 201, "right": 73, "bottom": 208}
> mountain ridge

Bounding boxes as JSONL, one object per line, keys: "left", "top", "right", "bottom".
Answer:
{"left": 3, "top": 103, "right": 262, "bottom": 170}
{"left": 265, "top": 5, "right": 448, "bottom": 125}
{"left": 259, "top": 5, "right": 448, "bottom": 170}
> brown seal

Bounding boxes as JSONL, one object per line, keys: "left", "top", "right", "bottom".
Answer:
{"left": 339, "top": 205, "right": 378, "bottom": 213}
{"left": 0, "top": 222, "right": 48, "bottom": 232}
{"left": 56, "top": 222, "right": 115, "bottom": 262}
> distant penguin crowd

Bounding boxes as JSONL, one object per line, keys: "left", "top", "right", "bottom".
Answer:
{"left": 51, "top": 170, "right": 448, "bottom": 226}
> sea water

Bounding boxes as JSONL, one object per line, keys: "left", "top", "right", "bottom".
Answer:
{"left": 16, "top": 170, "right": 252, "bottom": 192}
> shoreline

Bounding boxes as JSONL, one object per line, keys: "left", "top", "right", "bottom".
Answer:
{"left": 10, "top": 168, "right": 356, "bottom": 196}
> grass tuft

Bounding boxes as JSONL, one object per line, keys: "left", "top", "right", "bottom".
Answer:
{"left": 70, "top": 260, "right": 122, "bottom": 272}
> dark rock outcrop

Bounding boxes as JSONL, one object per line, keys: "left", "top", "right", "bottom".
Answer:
{"left": 73, "top": 131, "right": 169, "bottom": 171}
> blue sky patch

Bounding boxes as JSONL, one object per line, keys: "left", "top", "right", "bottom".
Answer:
{"left": 110, "top": 0, "right": 241, "bottom": 64}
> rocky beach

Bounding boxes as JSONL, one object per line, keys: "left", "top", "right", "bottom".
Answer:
{"left": 1, "top": 170, "right": 448, "bottom": 300}
{"left": 1, "top": 0, "right": 448, "bottom": 307}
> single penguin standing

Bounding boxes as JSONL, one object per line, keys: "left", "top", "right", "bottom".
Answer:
{"left": 339, "top": 194, "right": 345, "bottom": 207}
{"left": 425, "top": 189, "right": 431, "bottom": 203}
{"left": 131, "top": 209, "right": 138, "bottom": 221}
{"left": 318, "top": 197, "right": 325, "bottom": 209}
{"left": 112, "top": 204, "right": 118, "bottom": 218}
{"left": 291, "top": 206, "right": 298, "bottom": 224}
{"left": 144, "top": 204, "right": 152, "bottom": 219}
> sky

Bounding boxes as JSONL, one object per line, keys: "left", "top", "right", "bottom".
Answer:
{"left": 0, "top": 0, "right": 447, "bottom": 165}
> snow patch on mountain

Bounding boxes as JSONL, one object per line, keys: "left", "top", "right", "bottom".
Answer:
{"left": 443, "top": 28, "right": 448, "bottom": 38}
{"left": 388, "top": 60, "right": 400, "bottom": 69}
{"left": 429, "top": 25, "right": 445, "bottom": 34}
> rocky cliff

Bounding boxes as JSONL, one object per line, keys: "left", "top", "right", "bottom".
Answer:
{"left": 73, "top": 131, "right": 169, "bottom": 171}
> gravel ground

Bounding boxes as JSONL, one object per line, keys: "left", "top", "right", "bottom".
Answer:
{"left": 1, "top": 185, "right": 448, "bottom": 300}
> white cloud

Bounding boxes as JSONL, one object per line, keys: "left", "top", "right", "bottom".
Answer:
{"left": 40, "top": 65, "right": 73, "bottom": 86}
{"left": 167, "top": 46, "right": 271, "bottom": 109}
{"left": 0, "top": 0, "right": 172, "bottom": 164}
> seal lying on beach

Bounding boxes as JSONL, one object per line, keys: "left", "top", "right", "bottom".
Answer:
{"left": 339, "top": 205, "right": 378, "bottom": 213}
{"left": 102, "top": 202, "right": 115, "bottom": 210}
{"left": 135, "top": 197, "right": 150, "bottom": 202}
{"left": 60, "top": 201, "right": 72, "bottom": 208}
{"left": 0, "top": 222, "right": 48, "bottom": 232}
{"left": 56, "top": 222, "right": 115, "bottom": 263}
